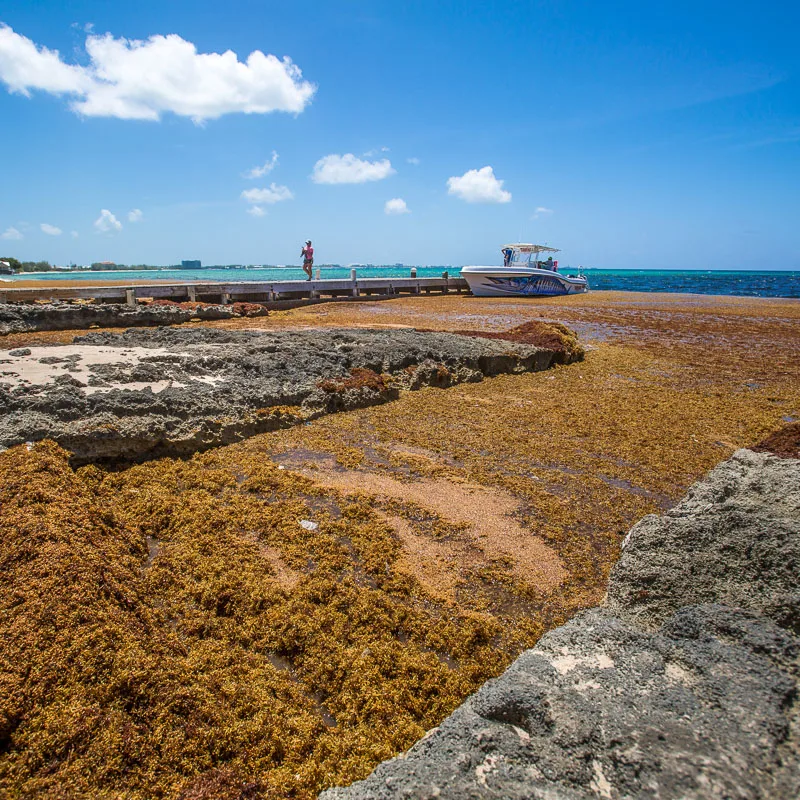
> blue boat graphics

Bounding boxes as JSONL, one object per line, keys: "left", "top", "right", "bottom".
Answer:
{"left": 485, "top": 275, "right": 571, "bottom": 296}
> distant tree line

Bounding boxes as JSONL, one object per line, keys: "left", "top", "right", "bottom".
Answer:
{"left": 0, "top": 258, "right": 53, "bottom": 272}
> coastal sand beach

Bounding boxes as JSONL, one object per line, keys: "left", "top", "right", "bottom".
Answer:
{"left": 1, "top": 291, "right": 799, "bottom": 798}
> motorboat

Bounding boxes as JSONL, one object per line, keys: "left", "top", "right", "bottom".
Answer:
{"left": 461, "top": 244, "right": 589, "bottom": 297}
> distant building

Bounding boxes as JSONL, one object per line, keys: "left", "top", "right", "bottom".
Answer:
{"left": 181, "top": 260, "right": 202, "bottom": 269}
{"left": 0, "top": 260, "right": 14, "bottom": 275}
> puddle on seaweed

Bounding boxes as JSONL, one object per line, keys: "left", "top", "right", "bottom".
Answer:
{"left": 395, "top": 631, "right": 459, "bottom": 671}
{"left": 267, "top": 653, "right": 293, "bottom": 673}
{"left": 304, "top": 496, "right": 344, "bottom": 519}
{"left": 145, "top": 535, "right": 160, "bottom": 568}
{"left": 539, "top": 318, "right": 624, "bottom": 343}
{"left": 313, "top": 694, "right": 338, "bottom": 728}
{"left": 271, "top": 449, "right": 341, "bottom": 471}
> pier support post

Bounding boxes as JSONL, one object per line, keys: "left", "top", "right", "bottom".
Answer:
{"left": 221, "top": 293, "right": 230, "bottom": 305}
{"left": 125, "top": 289, "right": 136, "bottom": 307}
{"left": 187, "top": 286, "right": 196, "bottom": 302}
{"left": 351, "top": 268, "right": 359, "bottom": 297}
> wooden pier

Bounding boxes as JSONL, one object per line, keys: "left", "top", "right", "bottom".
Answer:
{"left": 0, "top": 275, "right": 469, "bottom": 305}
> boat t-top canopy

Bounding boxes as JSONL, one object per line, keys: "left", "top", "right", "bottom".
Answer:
{"left": 501, "top": 243, "right": 560, "bottom": 255}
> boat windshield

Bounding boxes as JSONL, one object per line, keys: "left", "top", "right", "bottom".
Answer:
{"left": 510, "top": 250, "right": 533, "bottom": 265}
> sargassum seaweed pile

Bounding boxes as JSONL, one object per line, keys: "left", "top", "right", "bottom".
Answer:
{"left": 1, "top": 438, "right": 571, "bottom": 799}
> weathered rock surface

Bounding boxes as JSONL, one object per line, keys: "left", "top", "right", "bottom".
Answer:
{"left": 607, "top": 448, "right": 800, "bottom": 634}
{"left": 321, "top": 449, "right": 800, "bottom": 799}
{"left": 0, "top": 300, "right": 266, "bottom": 335}
{"left": 0, "top": 326, "right": 569, "bottom": 463}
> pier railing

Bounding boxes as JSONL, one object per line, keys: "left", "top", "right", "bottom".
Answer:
{"left": 0, "top": 276, "right": 469, "bottom": 305}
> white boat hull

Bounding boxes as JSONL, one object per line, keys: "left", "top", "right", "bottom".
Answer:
{"left": 461, "top": 266, "right": 589, "bottom": 297}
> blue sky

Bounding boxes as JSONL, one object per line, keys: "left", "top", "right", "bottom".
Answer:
{"left": 0, "top": 0, "right": 798, "bottom": 268}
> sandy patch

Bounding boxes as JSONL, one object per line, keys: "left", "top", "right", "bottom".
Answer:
{"left": 0, "top": 344, "right": 224, "bottom": 394}
{"left": 1, "top": 345, "right": 169, "bottom": 388}
{"left": 261, "top": 545, "right": 303, "bottom": 590}
{"left": 388, "top": 515, "right": 480, "bottom": 601}
{"left": 301, "top": 468, "right": 564, "bottom": 589}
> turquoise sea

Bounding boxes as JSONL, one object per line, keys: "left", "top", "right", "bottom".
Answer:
{"left": 6, "top": 266, "right": 800, "bottom": 299}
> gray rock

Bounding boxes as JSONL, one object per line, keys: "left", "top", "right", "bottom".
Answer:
{"left": 607, "top": 448, "right": 800, "bottom": 633}
{"left": 0, "top": 300, "right": 263, "bottom": 335}
{"left": 321, "top": 450, "right": 800, "bottom": 799}
{"left": 0, "top": 326, "right": 569, "bottom": 463}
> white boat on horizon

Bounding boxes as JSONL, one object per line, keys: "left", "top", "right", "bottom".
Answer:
{"left": 461, "top": 244, "right": 589, "bottom": 297}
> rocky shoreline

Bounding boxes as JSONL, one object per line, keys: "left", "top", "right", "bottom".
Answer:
{"left": 322, "top": 447, "right": 800, "bottom": 799}
{"left": 0, "top": 324, "right": 580, "bottom": 464}
{"left": 0, "top": 300, "right": 268, "bottom": 335}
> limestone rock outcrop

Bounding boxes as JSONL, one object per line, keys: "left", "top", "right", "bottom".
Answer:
{"left": 0, "top": 300, "right": 268, "bottom": 335}
{"left": 1, "top": 326, "right": 573, "bottom": 463}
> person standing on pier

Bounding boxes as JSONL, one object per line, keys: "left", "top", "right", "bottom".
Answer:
{"left": 301, "top": 240, "right": 314, "bottom": 280}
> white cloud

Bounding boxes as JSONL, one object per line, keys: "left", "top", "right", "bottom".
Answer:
{"left": 71, "top": 230, "right": 79, "bottom": 238}
{"left": 533, "top": 206, "right": 554, "bottom": 219}
{"left": 385, "top": 198, "right": 410, "bottom": 215}
{"left": 40, "top": 223, "right": 62, "bottom": 235}
{"left": 94, "top": 209, "right": 122, "bottom": 233}
{"left": 244, "top": 150, "right": 279, "bottom": 179}
{"left": 127, "top": 208, "right": 143, "bottom": 222}
{"left": 1, "top": 226, "right": 23, "bottom": 240}
{"left": 246, "top": 205, "right": 267, "bottom": 217}
{"left": 0, "top": 24, "right": 315, "bottom": 123}
{"left": 241, "top": 183, "right": 293, "bottom": 205}
{"left": 311, "top": 153, "right": 395, "bottom": 184}
{"left": 447, "top": 166, "right": 511, "bottom": 204}
{"left": 407, "top": 157, "right": 420, "bottom": 165}
{"left": 0, "top": 25, "right": 90, "bottom": 96}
